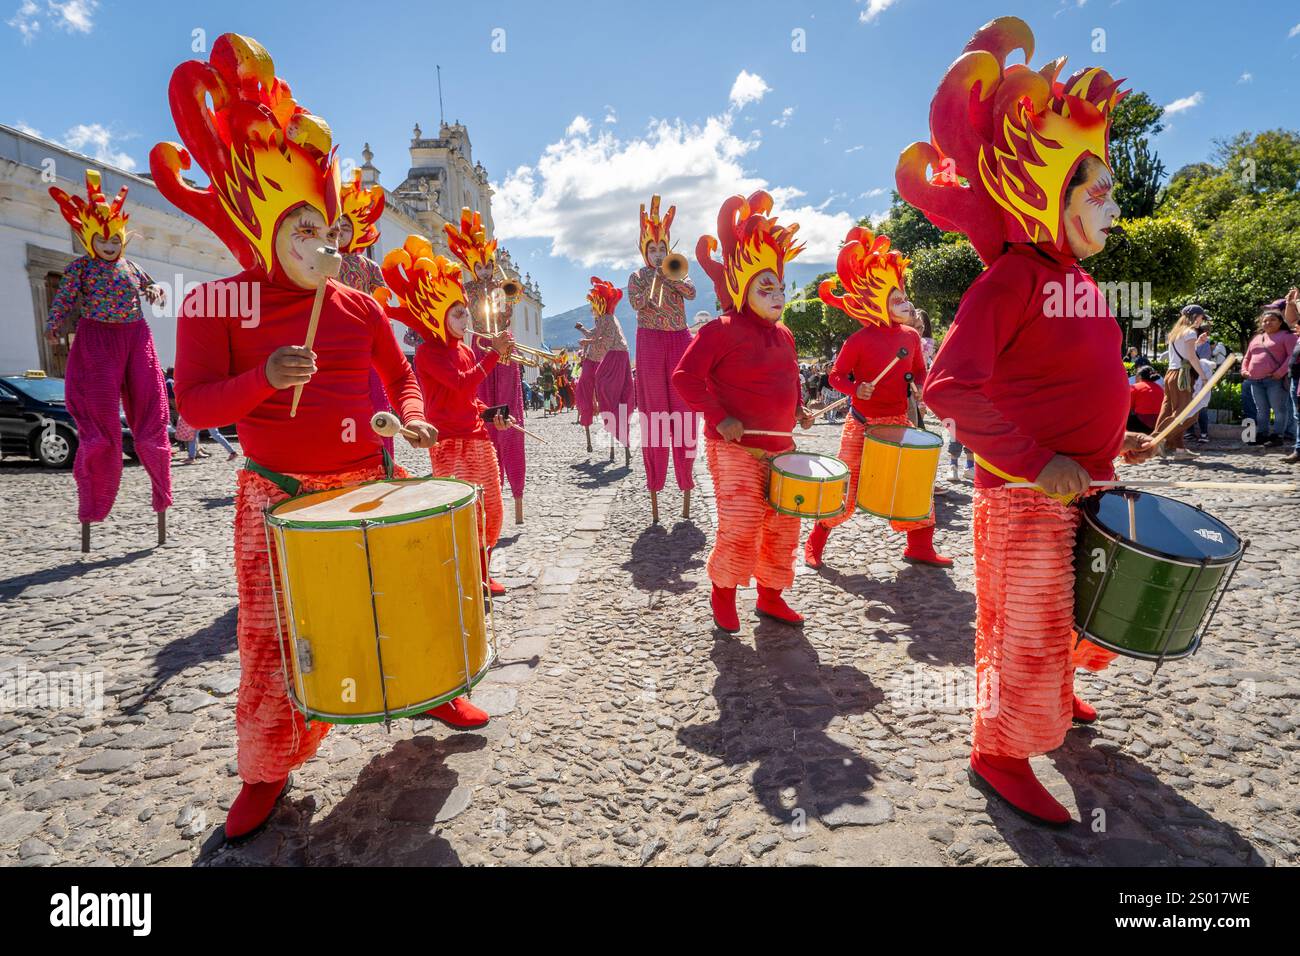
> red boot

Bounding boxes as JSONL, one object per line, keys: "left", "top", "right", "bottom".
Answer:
{"left": 755, "top": 585, "right": 804, "bottom": 625}
{"left": 224, "top": 776, "right": 290, "bottom": 841}
{"left": 903, "top": 526, "right": 953, "bottom": 567}
{"left": 711, "top": 585, "right": 740, "bottom": 633}
{"left": 804, "top": 522, "right": 830, "bottom": 569}
{"left": 480, "top": 549, "right": 506, "bottom": 596}
{"left": 968, "top": 750, "right": 1071, "bottom": 826}
{"left": 426, "top": 696, "right": 489, "bottom": 729}
{"left": 1071, "top": 694, "right": 1098, "bottom": 724}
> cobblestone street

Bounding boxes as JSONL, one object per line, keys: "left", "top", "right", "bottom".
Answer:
{"left": 0, "top": 410, "right": 1297, "bottom": 867}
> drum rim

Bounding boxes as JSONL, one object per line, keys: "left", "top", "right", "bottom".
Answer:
{"left": 856, "top": 502, "right": 932, "bottom": 523}
{"left": 291, "top": 648, "right": 495, "bottom": 724}
{"left": 265, "top": 476, "right": 478, "bottom": 529}
{"left": 769, "top": 501, "right": 847, "bottom": 520}
{"left": 862, "top": 425, "right": 944, "bottom": 449}
{"left": 1080, "top": 491, "right": 1244, "bottom": 568}
{"left": 1074, "top": 627, "right": 1201, "bottom": 662}
{"left": 769, "top": 452, "right": 850, "bottom": 482}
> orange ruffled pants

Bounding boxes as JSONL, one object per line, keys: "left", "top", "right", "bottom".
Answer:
{"left": 233, "top": 459, "right": 405, "bottom": 784}
{"left": 972, "top": 486, "right": 1117, "bottom": 759}
{"left": 820, "top": 413, "right": 933, "bottom": 532}
{"left": 706, "top": 437, "right": 801, "bottom": 590}
{"left": 430, "top": 436, "right": 503, "bottom": 549}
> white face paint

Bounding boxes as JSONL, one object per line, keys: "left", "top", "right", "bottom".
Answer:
{"left": 446, "top": 303, "right": 471, "bottom": 340}
{"left": 1064, "top": 158, "right": 1120, "bottom": 260}
{"left": 474, "top": 262, "right": 493, "bottom": 282}
{"left": 888, "top": 287, "right": 915, "bottom": 325}
{"left": 645, "top": 240, "right": 667, "bottom": 269}
{"left": 90, "top": 233, "right": 123, "bottom": 261}
{"left": 746, "top": 269, "right": 786, "bottom": 322}
{"left": 336, "top": 217, "right": 355, "bottom": 251}
{"left": 272, "top": 205, "right": 342, "bottom": 289}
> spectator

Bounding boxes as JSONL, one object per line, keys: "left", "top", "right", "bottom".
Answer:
{"left": 1286, "top": 288, "right": 1300, "bottom": 463}
{"left": 1128, "top": 366, "right": 1164, "bottom": 433}
{"left": 1241, "top": 308, "right": 1297, "bottom": 447}
{"left": 1151, "top": 304, "right": 1208, "bottom": 458}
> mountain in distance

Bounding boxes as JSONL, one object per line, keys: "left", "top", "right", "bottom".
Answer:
{"left": 541, "top": 286, "right": 640, "bottom": 360}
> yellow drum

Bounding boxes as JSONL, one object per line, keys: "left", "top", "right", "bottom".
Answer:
{"left": 264, "top": 478, "right": 492, "bottom": 724}
{"left": 857, "top": 425, "right": 942, "bottom": 522}
{"left": 767, "top": 451, "right": 850, "bottom": 519}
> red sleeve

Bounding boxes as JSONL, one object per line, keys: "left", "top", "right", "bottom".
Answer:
{"left": 174, "top": 285, "right": 277, "bottom": 428}
{"left": 923, "top": 275, "right": 1055, "bottom": 482}
{"left": 908, "top": 331, "right": 927, "bottom": 390}
{"left": 369, "top": 309, "right": 425, "bottom": 423}
{"left": 418, "top": 345, "right": 500, "bottom": 392}
{"left": 672, "top": 322, "right": 729, "bottom": 428}
{"left": 828, "top": 334, "right": 858, "bottom": 395}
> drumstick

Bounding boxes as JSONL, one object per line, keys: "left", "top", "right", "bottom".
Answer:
{"left": 289, "top": 247, "right": 344, "bottom": 418}
{"left": 743, "top": 429, "right": 794, "bottom": 438}
{"left": 370, "top": 411, "right": 419, "bottom": 441}
{"left": 1144, "top": 354, "right": 1239, "bottom": 449}
{"left": 508, "top": 420, "right": 549, "bottom": 444}
{"left": 814, "top": 347, "right": 911, "bottom": 417}
{"left": 1005, "top": 479, "right": 1297, "bottom": 493}
{"left": 1127, "top": 495, "right": 1137, "bottom": 540}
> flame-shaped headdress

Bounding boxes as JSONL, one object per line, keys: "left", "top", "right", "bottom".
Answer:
{"left": 149, "top": 33, "right": 342, "bottom": 275}
{"left": 638, "top": 194, "right": 675, "bottom": 264}
{"left": 374, "top": 234, "right": 467, "bottom": 345}
{"left": 895, "top": 16, "right": 1125, "bottom": 264}
{"left": 587, "top": 277, "right": 623, "bottom": 317}
{"left": 818, "top": 227, "right": 910, "bottom": 328}
{"left": 49, "top": 170, "right": 130, "bottom": 258}
{"left": 696, "top": 191, "right": 803, "bottom": 314}
{"left": 339, "top": 169, "right": 384, "bottom": 253}
{"left": 444, "top": 208, "right": 497, "bottom": 278}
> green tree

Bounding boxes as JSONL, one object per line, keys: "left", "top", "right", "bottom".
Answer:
{"left": 1109, "top": 92, "right": 1168, "bottom": 218}
{"left": 906, "top": 240, "right": 984, "bottom": 328}
{"left": 1086, "top": 216, "right": 1201, "bottom": 344}
{"left": 863, "top": 193, "right": 948, "bottom": 255}
{"left": 1212, "top": 129, "right": 1300, "bottom": 194}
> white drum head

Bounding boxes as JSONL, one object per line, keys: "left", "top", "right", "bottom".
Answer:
{"left": 269, "top": 478, "right": 476, "bottom": 527}
{"left": 771, "top": 452, "right": 849, "bottom": 480}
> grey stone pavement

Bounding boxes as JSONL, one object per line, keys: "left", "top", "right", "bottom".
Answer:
{"left": 0, "top": 408, "right": 1296, "bottom": 867}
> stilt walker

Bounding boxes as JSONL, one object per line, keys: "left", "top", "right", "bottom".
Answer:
{"left": 376, "top": 234, "right": 513, "bottom": 601}
{"left": 446, "top": 209, "right": 526, "bottom": 525}
{"left": 334, "top": 169, "right": 394, "bottom": 457}
{"left": 47, "top": 171, "right": 172, "bottom": 551}
{"left": 574, "top": 336, "right": 598, "bottom": 452}
{"left": 588, "top": 278, "right": 635, "bottom": 467}
{"left": 899, "top": 16, "right": 1156, "bottom": 824}
{"left": 628, "top": 195, "right": 698, "bottom": 522}
{"left": 803, "top": 227, "right": 952, "bottom": 570}
{"left": 155, "top": 35, "right": 455, "bottom": 841}
{"left": 673, "top": 191, "right": 813, "bottom": 632}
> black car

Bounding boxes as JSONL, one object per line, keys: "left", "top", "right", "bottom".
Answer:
{"left": 0, "top": 372, "right": 158, "bottom": 468}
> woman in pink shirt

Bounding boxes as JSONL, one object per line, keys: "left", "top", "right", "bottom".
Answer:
{"left": 1242, "top": 309, "right": 1297, "bottom": 446}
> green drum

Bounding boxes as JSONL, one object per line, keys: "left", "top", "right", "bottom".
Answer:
{"left": 1073, "top": 490, "right": 1245, "bottom": 665}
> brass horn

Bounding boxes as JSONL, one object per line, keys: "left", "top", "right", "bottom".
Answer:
{"left": 500, "top": 277, "right": 523, "bottom": 302}
{"left": 662, "top": 252, "right": 689, "bottom": 281}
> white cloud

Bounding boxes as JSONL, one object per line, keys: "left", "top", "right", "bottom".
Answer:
{"left": 492, "top": 108, "right": 855, "bottom": 270}
{"left": 771, "top": 107, "right": 794, "bottom": 129}
{"left": 1238, "top": 72, "right": 1253, "bottom": 84}
{"left": 7, "top": 0, "right": 96, "bottom": 42}
{"left": 60, "top": 123, "right": 136, "bottom": 170}
{"left": 566, "top": 115, "right": 592, "bottom": 137}
{"left": 1162, "top": 91, "right": 1203, "bottom": 115}
{"left": 859, "top": 187, "right": 887, "bottom": 199}
{"left": 602, "top": 107, "right": 617, "bottom": 125}
{"left": 845, "top": 145, "right": 863, "bottom": 154}
{"left": 858, "top": 0, "right": 901, "bottom": 23}
{"left": 1289, "top": 23, "right": 1300, "bottom": 38}
{"left": 13, "top": 120, "right": 42, "bottom": 136}
{"left": 728, "top": 70, "right": 771, "bottom": 110}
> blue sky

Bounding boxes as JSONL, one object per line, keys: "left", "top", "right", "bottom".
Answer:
{"left": 4, "top": 0, "right": 1298, "bottom": 314}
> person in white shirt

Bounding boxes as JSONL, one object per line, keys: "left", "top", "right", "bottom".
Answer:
{"left": 1152, "top": 304, "right": 1208, "bottom": 457}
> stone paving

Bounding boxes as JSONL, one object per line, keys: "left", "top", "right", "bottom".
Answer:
{"left": 0, "top": 410, "right": 1296, "bottom": 867}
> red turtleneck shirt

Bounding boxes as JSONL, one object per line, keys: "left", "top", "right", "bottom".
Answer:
{"left": 174, "top": 270, "right": 425, "bottom": 476}
{"left": 923, "top": 243, "right": 1129, "bottom": 487}
{"left": 671, "top": 307, "right": 802, "bottom": 454}
{"left": 414, "top": 336, "right": 500, "bottom": 440}
{"left": 829, "top": 322, "right": 926, "bottom": 418}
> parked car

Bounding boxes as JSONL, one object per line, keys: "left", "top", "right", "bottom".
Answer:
{"left": 0, "top": 371, "right": 171, "bottom": 468}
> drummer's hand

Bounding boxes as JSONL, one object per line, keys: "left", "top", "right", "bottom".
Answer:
{"left": 856, "top": 381, "right": 875, "bottom": 400}
{"left": 403, "top": 419, "right": 438, "bottom": 449}
{"left": 1035, "top": 454, "right": 1092, "bottom": 498}
{"left": 493, "top": 412, "right": 512, "bottom": 432}
{"left": 1121, "top": 431, "right": 1159, "bottom": 463}
{"left": 265, "top": 345, "right": 316, "bottom": 389}
{"left": 717, "top": 416, "right": 745, "bottom": 442}
{"left": 797, "top": 407, "right": 815, "bottom": 430}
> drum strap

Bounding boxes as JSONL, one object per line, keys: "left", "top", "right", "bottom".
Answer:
{"left": 848, "top": 407, "right": 867, "bottom": 426}
{"left": 242, "top": 458, "right": 302, "bottom": 498}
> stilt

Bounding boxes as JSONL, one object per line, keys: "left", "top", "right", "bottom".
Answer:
{"left": 80, "top": 521, "right": 90, "bottom": 554}
{"left": 609, "top": 438, "right": 615, "bottom": 463}
{"left": 585, "top": 425, "right": 592, "bottom": 453}
{"left": 682, "top": 488, "right": 692, "bottom": 520}
{"left": 624, "top": 445, "right": 631, "bottom": 468}
{"left": 157, "top": 510, "right": 167, "bottom": 546}
{"left": 514, "top": 497, "right": 524, "bottom": 525}
{"left": 650, "top": 490, "right": 659, "bottom": 525}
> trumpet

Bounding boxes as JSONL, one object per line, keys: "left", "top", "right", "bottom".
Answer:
{"left": 499, "top": 277, "right": 523, "bottom": 303}
{"left": 464, "top": 329, "right": 562, "bottom": 369}
{"left": 652, "top": 252, "right": 690, "bottom": 306}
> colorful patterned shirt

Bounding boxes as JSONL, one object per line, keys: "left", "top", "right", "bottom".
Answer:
{"left": 628, "top": 265, "right": 696, "bottom": 332}
{"left": 465, "top": 276, "right": 513, "bottom": 334}
{"left": 337, "top": 252, "right": 385, "bottom": 295}
{"left": 47, "top": 256, "right": 155, "bottom": 335}
{"left": 587, "top": 313, "right": 628, "bottom": 363}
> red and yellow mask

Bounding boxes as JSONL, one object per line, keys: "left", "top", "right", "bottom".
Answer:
{"left": 638, "top": 194, "right": 675, "bottom": 265}
{"left": 49, "top": 170, "right": 130, "bottom": 259}
{"left": 696, "top": 191, "right": 803, "bottom": 314}
{"left": 818, "top": 227, "right": 909, "bottom": 328}
{"left": 374, "top": 234, "right": 466, "bottom": 345}
{"left": 149, "top": 33, "right": 342, "bottom": 275}
{"left": 895, "top": 16, "right": 1125, "bottom": 264}
{"left": 443, "top": 208, "right": 497, "bottom": 280}
{"left": 587, "top": 277, "right": 623, "bottom": 316}
{"left": 339, "top": 169, "right": 384, "bottom": 254}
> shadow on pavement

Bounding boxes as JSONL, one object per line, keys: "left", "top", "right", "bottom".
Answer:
{"left": 623, "top": 521, "right": 705, "bottom": 595}
{"left": 0, "top": 548, "right": 154, "bottom": 601}
{"left": 121, "top": 606, "right": 238, "bottom": 714}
